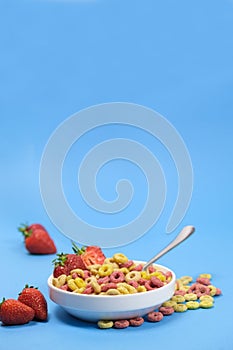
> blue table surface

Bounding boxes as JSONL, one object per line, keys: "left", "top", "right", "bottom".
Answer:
{"left": 0, "top": 1, "right": 233, "bottom": 349}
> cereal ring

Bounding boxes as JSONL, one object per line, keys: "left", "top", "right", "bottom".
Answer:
{"left": 215, "top": 288, "right": 222, "bottom": 296}
{"left": 110, "top": 271, "right": 125, "bottom": 283}
{"left": 125, "top": 271, "right": 141, "bottom": 283}
{"left": 128, "top": 280, "right": 139, "bottom": 289}
{"left": 113, "top": 253, "right": 128, "bottom": 264}
{"left": 82, "top": 286, "right": 94, "bottom": 294}
{"left": 119, "top": 267, "right": 129, "bottom": 275}
{"left": 147, "top": 311, "right": 164, "bottom": 322}
{"left": 208, "top": 285, "right": 217, "bottom": 296}
{"left": 162, "top": 300, "right": 177, "bottom": 308}
{"left": 114, "top": 319, "right": 130, "bottom": 328}
{"left": 180, "top": 276, "right": 193, "bottom": 285}
{"left": 97, "top": 276, "right": 110, "bottom": 285}
{"left": 199, "top": 300, "right": 214, "bottom": 309}
{"left": 117, "top": 285, "right": 129, "bottom": 294}
{"left": 196, "top": 277, "right": 211, "bottom": 286}
{"left": 131, "top": 264, "right": 143, "bottom": 271}
{"left": 150, "top": 271, "right": 166, "bottom": 282}
{"left": 199, "top": 295, "right": 214, "bottom": 303}
{"left": 117, "top": 282, "right": 137, "bottom": 294}
{"left": 199, "top": 273, "right": 212, "bottom": 279}
{"left": 174, "top": 304, "right": 187, "bottom": 312}
{"left": 171, "top": 295, "right": 185, "bottom": 303}
{"left": 184, "top": 293, "right": 198, "bottom": 301}
{"left": 101, "top": 283, "right": 118, "bottom": 292}
{"left": 150, "top": 276, "right": 164, "bottom": 288}
{"left": 174, "top": 290, "right": 186, "bottom": 296}
{"left": 74, "top": 277, "right": 86, "bottom": 289}
{"left": 91, "top": 280, "right": 101, "bottom": 294}
{"left": 148, "top": 265, "right": 156, "bottom": 273}
{"left": 106, "top": 289, "right": 121, "bottom": 295}
{"left": 97, "top": 320, "right": 114, "bottom": 329}
{"left": 137, "top": 285, "right": 147, "bottom": 293}
{"left": 119, "top": 260, "right": 134, "bottom": 268}
{"left": 57, "top": 274, "right": 67, "bottom": 287}
{"left": 159, "top": 306, "right": 174, "bottom": 316}
{"left": 70, "top": 269, "right": 84, "bottom": 278}
{"left": 141, "top": 271, "right": 151, "bottom": 280}
{"left": 186, "top": 301, "right": 199, "bottom": 310}
{"left": 67, "top": 279, "right": 78, "bottom": 291}
{"left": 98, "top": 264, "right": 114, "bottom": 277}
{"left": 129, "top": 317, "right": 144, "bottom": 326}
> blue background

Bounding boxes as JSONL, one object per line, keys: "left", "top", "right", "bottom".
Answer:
{"left": 0, "top": 0, "right": 232, "bottom": 349}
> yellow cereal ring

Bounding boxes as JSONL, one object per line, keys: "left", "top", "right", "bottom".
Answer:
{"left": 97, "top": 320, "right": 114, "bottom": 329}
{"left": 104, "top": 257, "right": 115, "bottom": 264}
{"left": 91, "top": 280, "right": 101, "bottom": 294}
{"left": 113, "top": 253, "right": 128, "bottom": 264}
{"left": 52, "top": 278, "right": 59, "bottom": 288}
{"left": 85, "top": 276, "right": 97, "bottom": 284}
{"left": 106, "top": 289, "right": 121, "bottom": 295}
{"left": 57, "top": 274, "right": 67, "bottom": 287}
{"left": 199, "top": 300, "right": 214, "bottom": 309}
{"left": 186, "top": 301, "right": 199, "bottom": 310}
{"left": 199, "top": 295, "right": 214, "bottom": 303}
{"left": 119, "top": 267, "right": 129, "bottom": 275}
{"left": 125, "top": 271, "right": 141, "bottom": 282}
{"left": 184, "top": 293, "right": 198, "bottom": 301}
{"left": 117, "top": 282, "right": 137, "bottom": 294}
{"left": 68, "top": 279, "right": 78, "bottom": 291}
{"left": 117, "top": 285, "right": 129, "bottom": 294}
{"left": 171, "top": 295, "right": 186, "bottom": 303}
{"left": 87, "top": 264, "right": 101, "bottom": 275}
{"left": 74, "top": 277, "right": 86, "bottom": 288}
{"left": 150, "top": 271, "right": 166, "bottom": 282}
{"left": 208, "top": 285, "right": 217, "bottom": 296}
{"left": 179, "top": 276, "right": 193, "bottom": 285}
{"left": 174, "top": 303, "right": 187, "bottom": 312}
{"left": 137, "top": 285, "right": 147, "bottom": 293}
{"left": 74, "top": 287, "right": 85, "bottom": 294}
{"left": 199, "top": 273, "right": 212, "bottom": 279}
{"left": 162, "top": 300, "right": 177, "bottom": 308}
{"left": 98, "top": 264, "right": 114, "bottom": 277}
{"left": 141, "top": 271, "right": 151, "bottom": 280}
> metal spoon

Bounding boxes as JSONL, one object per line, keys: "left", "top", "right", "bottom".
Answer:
{"left": 142, "top": 225, "right": 195, "bottom": 271}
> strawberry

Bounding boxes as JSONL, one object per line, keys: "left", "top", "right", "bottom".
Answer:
{"left": 18, "top": 223, "right": 57, "bottom": 255}
{"left": 0, "top": 298, "right": 35, "bottom": 325}
{"left": 18, "top": 285, "right": 48, "bottom": 321}
{"left": 52, "top": 243, "right": 106, "bottom": 276}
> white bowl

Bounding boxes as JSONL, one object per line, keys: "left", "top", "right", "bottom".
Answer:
{"left": 48, "top": 262, "right": 176, "bottom": 323}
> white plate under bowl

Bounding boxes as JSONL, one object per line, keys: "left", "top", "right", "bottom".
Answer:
{"left": 48, "top": 261, "right": 176, "bottom": 323}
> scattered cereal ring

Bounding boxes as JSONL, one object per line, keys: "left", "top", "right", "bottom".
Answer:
{"left": 199, "top": 273, "right": 212, "bottom": 279}
{"left": 208, "top": 285, "right": 217, "bottom": 296}
{"left": 114, "top": 319, "right": 130, "bottom": 328}
{"left": 186, "top": 301, "right": 199, "bottom": 310}
{"left": 184, "top": 293, "right": 198, "bottom": 301}
{"left": 174, "top": 304, "right": 187, "bottom": 312}
{"left": 98, "top": 264, "right": 114, "bottom": 277}
{"left": 162, "top": 300, "right": 177, "bottom": 308}
{"left": 113, "top": 253, "right": 128, "bottom": 264}
{"left": 159, "top": 306, "right": 175, "bottom": 316}
{"left": 171, "top": 295, "right": 185, "bottom": 303}
{"left": 179, "top": 276, "right": 193, "bottom": 285}
{"left": 199, "top": 300, "right": 214, "bottom": 309}
{"left": 174, "top": 290, "right": 186, "bottom": 296}
{"left": 196, "top": 277, "right": 211, "bottom": 286}
{"left": 97, "top": 320, "right": 114, "bottom": 329}
{"left": 129, "top": 317, "right": 144, "bottom": 326}
{"left": 199, "top": 295, "right": 214, "bottom": 303}
{"left": 147, "top": 311, "right": 164, "bottom": 322}
{"left": 215, "top": 288, "right": 222, "bottom": 296}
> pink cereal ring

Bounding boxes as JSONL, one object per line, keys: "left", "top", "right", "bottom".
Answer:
{"left": 145, "top": 280, "right": 157, "bottom": 291}
{"left": 129, "top": 317, "right": 144, "bottom": 327}
{"left": 128, "top": 280, "right": 139, "bottom": 289}
{"left": 83, "top": 270, "right": 91, "bottom": 279}
{"left": 114, "top": 319, "right": 130, "bottom": 329}
{"left": 97, "top": 276, "right": 110, "bottom": 285}
{"left": 215, "top": 288, "right": 222, "bottom": 296}
{"left": 60, "top": 284, "right": 68, "bottom": 291}
{"left": 174, "top": 290, "right": 186, "bottom": 296}
{"left": 82, "top": 286, "right": 94, "bottom": 294}
{"left": 138, "top": 278, "right": 147, "bottom": 285}
{"left": 132, "top": 264, "right": 143, "bottom": 271}
{"left": 101, "top": 283, "right": 118, "bottom": 292}
{"left": 110, "top": 271, "right": 125, "bottom": 283}
{"left": 150, "top": 276, "right": 164, "bottom": 288}
{"left": 165, "top": 271, "right": 172, "bottom": 279}
{"left": 159, "top": 306, "right": 175, "bottom": 316}
{"left": 147, "top": 311, "right": 164, "bottom": 322}
{"left": 119, "top": 260, "right": 134, "bottom": 268}
{"left": 196, "top": 277, "right": 211, "bottom": 286}
{"left": 148, "top": 266, "right": 156, "bottom": 273}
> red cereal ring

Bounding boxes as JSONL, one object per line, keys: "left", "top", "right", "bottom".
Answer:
{"left": 129, "top": 317, "right": 144, "bottom": 327}
{"left": 145, "top": 280, "right": 157, "bottom": 291}
{"left": 196, "top": 277, "right": 211, "bottom": 286}
{"left": 150, "top": 276, "right": 164, "bottom": 288}
{"left": 110, "top": 271, "right": 125, "bottom": 283}
{"left": 97, "top": 276, "right": 110, "bottom": 285}
{"left": 138, "top": 278, "right": 147, "bottom": 285}
{"left": 159, "top": 306, "right": 175, "bottom": 316}
{"left": 114, "top": 319, "right": 130, "bottom": 329}
{"left": 147, "top": 311, "right": 164, "bottom": 322}
{"left": 101, "top": 283, "right": 118, "bottom": 292}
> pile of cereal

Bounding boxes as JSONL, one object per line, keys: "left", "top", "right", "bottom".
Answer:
{"left": 52, "top": 252, "right": 172, "bottom": 295}
{"left": 97, "top": 272, "right": 222, "bottom": 329}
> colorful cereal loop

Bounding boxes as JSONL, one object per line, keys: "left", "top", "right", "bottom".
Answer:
{"left": 125, "top": 271, "right": 141, "bottom": 282}
{"left": 199, "top": 300, "right": 214, "bottom": 309}
{"left": 186, "top": 301, "right": 199, "bottom": 310}
{"left": 97, "top": 320, "right": 114, "bottom": 329}
{"left": 129, "top": 317, "right": 144, "bottom": 326}
{"left": 184, "top": 293, "right": 198, "bottom": 301}
{"left": 113, "top": 253, "right": 128, "bottom": 264}
{"left": 147, "top": 311, "right": 164, "bottom": 322}
{"left": 114, "top": 320, "right": 130, "bottom": 328}
{"left": 98, "top": 264, "right": 114, "bottom": 277}
{"left": 198, "top": 273, "right": 212, "bottom": 279}
{"left": 162, "top": 300, "right": 177, "bottom": 308}
{"left": 171, "top": 295, "right": 186, "bottom": 303}
{"left": 199, "top": 295, "right": 214, "bottom": 303}
{"left": 174, "top": 304, "right": 187, "bottom": 312}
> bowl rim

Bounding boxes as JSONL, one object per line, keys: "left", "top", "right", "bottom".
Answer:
{"left": 48, "top": 261, "right": 176, "bottom": 300}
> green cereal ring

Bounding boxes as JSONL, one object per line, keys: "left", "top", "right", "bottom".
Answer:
{"left": 186, "top": 301, "right": 200, "bottom": 310}
{"left": 162, "top": 300, "right": 177, "bottom": 308}
{"left": 199, "top": 295, "right": 214, "bottom": 303}
{"left": 113, "top": 253, "right": 128, "bottom": 264}
{"left": 171, "top": 295, "right": 186, "bottom": 303}
{"left": 208, "top": 285, "right": 217, "bottom": 296}
{"left": 199, "top": 300, "right": 214, "bottom": 309}
{"left": 97, "top": 320, "right": 114, "bottom": 329}
{"left": 180, "top": 276, "right": 193, "bottom": 284}
{"left": 184, "top": 293, "right": 198, "bottom": 301}
{"left": 174, "top": 303, "right": 187, "bottom": 312}
{"left": 199, "top": 273, "right": 212, "bottom": 280}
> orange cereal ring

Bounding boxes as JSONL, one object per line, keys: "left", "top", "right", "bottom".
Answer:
{"left": 129, "top": 317, "right": 144, "bottom": 326}
{"left": 147, "top": 311, "right": 164, "bottom": 322}
{"left": 114, "top": 319, "right": 130, "bottom": 329}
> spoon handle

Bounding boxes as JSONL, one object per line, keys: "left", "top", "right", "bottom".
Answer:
{"left": 142, "top": 225, "right": 195, "bottom": 271}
